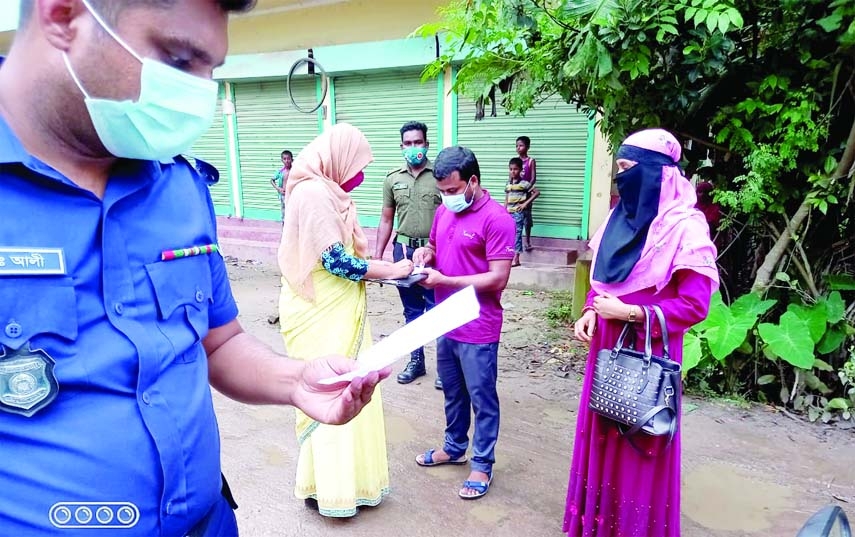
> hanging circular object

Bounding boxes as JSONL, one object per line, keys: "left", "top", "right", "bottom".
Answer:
{"left": 287, "top": 57, "right": 328, "bottom": 114}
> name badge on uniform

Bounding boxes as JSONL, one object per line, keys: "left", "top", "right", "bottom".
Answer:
{"left": 393, "top": 183, "right": 409, "bottom": 191}
{"left": 0, "top": 248, "right": 66, "bottom": 275}
{"left": 0, "top": 344, "right": 59, "bottom": 417}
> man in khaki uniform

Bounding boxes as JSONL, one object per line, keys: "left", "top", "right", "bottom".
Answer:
{"left": 375, "top": 121, "right": 442, "bottom": 388}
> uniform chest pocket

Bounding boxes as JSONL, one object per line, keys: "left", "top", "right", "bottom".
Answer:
{"left": 423, "top": 192, "right": 441, "bottom": 207}
{"left": 0, "top": 277, "right": 84, "bottom": 399}
{"left": 145, "top": 256, "right": 212, "bottom": 362}
{"left": 392, "top": 183, "right": 411, "bottom": 204}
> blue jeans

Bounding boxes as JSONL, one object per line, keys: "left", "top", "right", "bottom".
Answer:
{"left": 393, "top": 242, "right": 435, "bottom": 357}
{"left": 511, "top": 211, "right": 525, "bottom": 254}
{"left": 437, "top": 337, "right": 500, "bottom": 474}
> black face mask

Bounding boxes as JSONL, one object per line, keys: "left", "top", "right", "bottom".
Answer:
{"left": 593, "top": 150, "right": 673, "bottom": 284}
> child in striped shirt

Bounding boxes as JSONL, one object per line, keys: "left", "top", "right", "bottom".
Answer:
{"left": 505, "top": 157, "right": 540, "bottom": 267}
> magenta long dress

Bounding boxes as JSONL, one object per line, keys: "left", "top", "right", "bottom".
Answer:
{"left": 563, "top": 269, "right": 715, "bottom": 537}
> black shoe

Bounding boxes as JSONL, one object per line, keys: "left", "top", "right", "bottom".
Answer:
{"left": 397, "top": 359, "right": 426, "bottom": 384}
{"left": 434, "top": 377, "right": 443, "bottom": 390}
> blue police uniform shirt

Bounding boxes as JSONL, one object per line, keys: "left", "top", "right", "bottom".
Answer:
{"left": 0, "top": 109, "right": 239, "bottom": 534}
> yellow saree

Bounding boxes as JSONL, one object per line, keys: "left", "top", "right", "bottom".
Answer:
{"left": 279, "top": 259, "right": 390, "bottom": 518}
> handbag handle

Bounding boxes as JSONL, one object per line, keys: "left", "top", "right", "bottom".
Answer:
{"left": 645, "top": 305, "right": 670, "bottom": 361}
{"left": 642, "top": 303, "right": 653, "bottom": 360}
{"left": 611, "top": 322, "right": 634, "bottom": 355}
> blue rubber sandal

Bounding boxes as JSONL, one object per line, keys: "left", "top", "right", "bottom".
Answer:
{"left": 459, "top": 473, "right": 493, "bottom": 500}
{"left": 415, "top": 448, "right": 468, "bottom": 467}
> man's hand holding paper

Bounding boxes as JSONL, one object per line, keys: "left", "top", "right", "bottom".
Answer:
{"left": 320, "top": 285, "right": 480, "bottom": 385}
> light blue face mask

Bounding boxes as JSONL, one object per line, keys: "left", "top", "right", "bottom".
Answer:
{"left": 441, "top": 179, "right": 474, "bottom": 213}
{"left": 62, "top": 0, "right": 218, "bottom": 161}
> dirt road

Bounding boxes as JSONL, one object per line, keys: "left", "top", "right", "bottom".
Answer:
{"left": 216, "top": 261, "right": 855, "bottom": 537}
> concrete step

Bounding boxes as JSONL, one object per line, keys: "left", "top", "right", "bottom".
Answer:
{"left": 520, "top": 246, "right": 579, "bottom": 266}
{"left": 219, "top": 239, "right": 574, "bottom": 291}
{"left": 215, "top": 218, "right": 581, "bottom": 292}
{"left": 217, "top": 219, "right": 282, "bottom": 243}
{"left": 507, "top": 262, "right": 575, "bottom": 291}
{"left": 219, "top": 237, "right": 278, "bottom": 266}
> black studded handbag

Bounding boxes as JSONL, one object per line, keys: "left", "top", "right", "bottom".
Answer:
{"left": 588, "top": 305, "right": 681, "bottom": 447}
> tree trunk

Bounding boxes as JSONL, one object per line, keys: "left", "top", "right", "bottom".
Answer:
{"left": 751, "top": 115, "right": 855, "bottom": 294}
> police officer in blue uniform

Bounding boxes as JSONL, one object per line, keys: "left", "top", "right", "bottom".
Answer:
{"left": 0, "top": 1, "right": 387, "bottom": 535}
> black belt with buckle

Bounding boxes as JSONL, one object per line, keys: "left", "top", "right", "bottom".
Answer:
{"left": 398, "top": 235, "right": 429, "bottom": 249}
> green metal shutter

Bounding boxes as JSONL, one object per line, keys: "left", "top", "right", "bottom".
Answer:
{"left": 333, "top": 71, "right": 439, "bottom": 227}
{"left": 190, "top": 91, "right": 232, "bottom": 213}
{"left": 233, "top": 78, "right": 319, "bottom": 219}
{"left": 456, "top": 94, "right": 590, "bottom": 239}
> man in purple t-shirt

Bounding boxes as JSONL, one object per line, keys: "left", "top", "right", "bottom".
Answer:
{"left": 411, "top": 146, "right": 516, "bottom": 501}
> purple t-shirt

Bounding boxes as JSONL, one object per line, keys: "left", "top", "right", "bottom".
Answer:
{"left": 430, "top": 190, "right": 516, "bottom": 344}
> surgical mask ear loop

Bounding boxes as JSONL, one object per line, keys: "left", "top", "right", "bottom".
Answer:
{"left": 80, "top": 0, "right": 143, "bottom": 63}
{"left": 62, "top": 52, "right": 91, "bottom": 98}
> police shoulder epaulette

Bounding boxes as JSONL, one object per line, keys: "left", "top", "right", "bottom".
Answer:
{"left": 178, "top": 154, "right": 220, "bottom": 186}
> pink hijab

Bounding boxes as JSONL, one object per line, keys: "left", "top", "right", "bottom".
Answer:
{"left": 589, "top": 129, "right": 719, "bottom": 295}
{"left": 278, "top": 123, "right": 372, "bottom": 301}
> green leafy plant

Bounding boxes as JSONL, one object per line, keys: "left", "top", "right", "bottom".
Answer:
{"left": 545, "top": 291, "right": 574, "bottom": 327}
{"left": 685, "top": 289, "right": 855, "bottom": 421}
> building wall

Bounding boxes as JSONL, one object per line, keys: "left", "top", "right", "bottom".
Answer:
{"left": 0, "top": 0, "right": 614, "bottom": 238}
{"left": 228, "top": 0, "right": 446, "bottom": 53}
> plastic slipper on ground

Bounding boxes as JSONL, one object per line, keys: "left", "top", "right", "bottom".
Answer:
{"left": 459, "top": 473, "right": 493, "bottom": 500}
{"left": 415, "top": 448, "right": 468, "bottom": 467}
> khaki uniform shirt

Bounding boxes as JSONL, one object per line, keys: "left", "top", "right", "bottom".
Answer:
{"left": 382, "top": 160, "right": 441, "bottom": 239}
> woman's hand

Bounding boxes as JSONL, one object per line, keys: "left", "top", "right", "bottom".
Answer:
{"left": 593, "top": 293, "right": 631, "bottom": 320}
{"left": 386, "top": 259, "right": 414, "bottom": 279}
{"left": 574, "top": 309, "right": 597, "bottom": 343}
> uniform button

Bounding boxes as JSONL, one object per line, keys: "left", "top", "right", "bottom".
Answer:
{"left": 114, "top": 302, "right": 124, "bottom": 315}
{"left": 141, "top": 392, "right": 151, "bottom": 405}
{"left": 195, "top": 289, "right": 205, "bottom": 303}
{"left": 5, "top": 321, "right": 22, "bottom": 338}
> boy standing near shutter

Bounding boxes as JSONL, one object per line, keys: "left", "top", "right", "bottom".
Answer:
{"left": 505, "top": 157, "right": 540, "bottom": 267}
{"left": 515, "top": 136, "right": 537, "bottom": 251}
{"left": 271, "top": 150, "right": 293, "bottom": 221}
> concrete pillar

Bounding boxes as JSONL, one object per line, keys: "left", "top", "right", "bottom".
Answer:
{"left": 587, "top": 122, "right": 615, "bottom": 238}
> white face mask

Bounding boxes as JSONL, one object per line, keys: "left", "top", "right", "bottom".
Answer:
{"left": 441, "top": 179, "right": 474, "bottom": 213}
{"left": 62, "top": 0, "right": 218, "bottom": 161}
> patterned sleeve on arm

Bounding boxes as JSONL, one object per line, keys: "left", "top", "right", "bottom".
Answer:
{"left": 321, "top": 242, "right": 369, "bottom": 281}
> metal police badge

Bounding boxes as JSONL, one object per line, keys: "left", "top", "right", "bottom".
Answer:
{"left": 0, "top": 344, "right": 59, "bottom": 417}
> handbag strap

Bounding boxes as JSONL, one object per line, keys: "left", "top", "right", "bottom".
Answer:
{"left": 619, "top": 407, "right": 678, "bottom": 458}
{"left": 644, "top": 304, "right": 670, "bottom": 361}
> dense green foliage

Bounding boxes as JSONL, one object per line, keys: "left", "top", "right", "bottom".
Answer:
{"left": 418, "top": 0, "right": 855, "bottom": 421}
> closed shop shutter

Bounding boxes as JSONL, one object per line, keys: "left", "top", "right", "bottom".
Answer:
{"left": 456, "top": 94, "right": 590, "bottom": 239}
{"left": 333, "top": 71, "right": 439, "bottom": 226}
{"left": 190, "top": 91, "right": 232, "bottom": 213}
{"left": 233, "top": 78, "right": 319, "bottom": 218}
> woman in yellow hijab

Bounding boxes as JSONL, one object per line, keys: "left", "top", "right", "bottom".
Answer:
{"left": 278, "top": 123, "right": 412, "bottom": 517}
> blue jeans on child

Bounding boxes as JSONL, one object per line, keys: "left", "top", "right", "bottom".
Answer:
{"left": 512, "top": 211, "right": 525, "bottom": 254}
{"left": 436, "top": 336, "right": 500, "bottom": 474}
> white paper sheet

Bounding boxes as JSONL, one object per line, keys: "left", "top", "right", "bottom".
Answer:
{"left": 319, "top": 285, "right": 480, "bottom": 384}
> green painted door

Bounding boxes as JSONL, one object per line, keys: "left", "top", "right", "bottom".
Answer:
{"left": 456, "top": 94, "right": 590, "bottom": 239}
{"left": 190, "top": 89, "right": 232, "bottom": 215}
{"left": 233, "top": 78, "right": 319, "bottom": 220}
{"left": 333, "top": 71, "right": 439, "bottom": 227}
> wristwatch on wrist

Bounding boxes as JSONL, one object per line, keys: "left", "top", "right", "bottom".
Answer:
{"left": 627, "top": 305, "right": 637, "bottom": 323}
